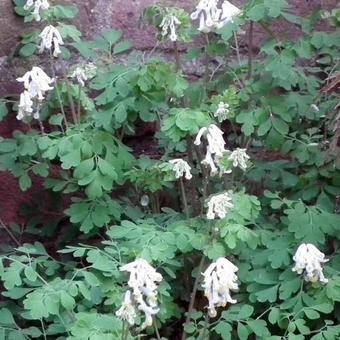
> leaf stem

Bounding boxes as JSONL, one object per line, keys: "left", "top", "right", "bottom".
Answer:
{"left": 181, "top": 255, "right": 205, "bottom": 340}
{"left": 0, "top": 218, "right": 20, "bottom": 246}
{"left": 180, "top": 178, "right": 189, "bottom": 219}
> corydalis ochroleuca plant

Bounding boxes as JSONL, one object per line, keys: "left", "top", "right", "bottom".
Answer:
{"left": 160, "top": 13, "right": 181, "bottom": 41}
{"left": 117, "top": 258, "right": 163, "bottom": 329}
{"left": 292, "top": 243, "right": 329, "bottom": 284}
{"left": 39, "top": 25, "right": 64, "bottom": 57}
{"left": 169, "top": 158, "right": 192, "bottom": 180}
{"left": 190, "top": 0, "right": 241, "bottom": 33}
{"left": 214, "top": 101, "right": 230, "bottom": 122}
{"left": 24, "top": 0, "right": 50, "bottom": 22}
{"left": 228, "top": 148, "right": 250, "bottom": 171}
{"left": 206, "top": 191, "right": 234, "bottom": 220}
{"left": 194, "top": 124, "right": 225, "bottom": 176}
{"left": 16, "top": 67, "right": 54, "bottom": 120}
{"left": 202, "top": 257, "right": 239, "bottom": 317}
{"left": 68, "top": 63, "right": 97, "bottom": 87}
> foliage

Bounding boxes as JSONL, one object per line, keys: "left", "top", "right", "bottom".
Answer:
{"left": 0, "top": 0, "right": 339, "bottom": 339}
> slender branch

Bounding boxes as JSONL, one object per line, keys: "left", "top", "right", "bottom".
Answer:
{"left": 49, "top": 56, "right": 69, "bottom": 130}
{"left": 233, "top": 32, "right": 241, "bottom": 67}
{"left": 153, "top": 317, "right": 161, "bottom": 340}
{"left": 77, "top": 85, "right": 82, "bottom": 123}
{"left": 247, "top": 21, "right": 254, "bottom": 79}
{"left": 65, "top": 79, "right": 78, "bottom": 125}
{"left": 179, "top": 178, "right": 189, "bottom": 219}
{"left": 174, "top": 41, "right": 181, "bottom": 72}
{"left": 181, "top": 255, "right": 205, "bottom": 340}
{"left": 0, "top": 218, "right": 20, "bottom": 246}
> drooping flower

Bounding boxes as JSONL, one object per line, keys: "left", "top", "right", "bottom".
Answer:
{"left": 140, "top": 194, "right": 150, "bottom": 207}
{"left": 16, "top": 91, "right": 34, "bottom": 120}
{"left": 39, "top": 25, "right": 64, "bottom": 57}
{"left": 190, "top": 0, "right": 240, "bottom": 33}
{"left": 292, "top": 243, "right": 328, "bottom": 284}
{"left": 169, "top": 159, "right": 192, "bottom": 180}
{"left": 202, "top": 257, "right": 239, "bottom": 317}
{"left": 214, "top": 102, "right": 230, "bottom": 122}
{"left": 228, "top": 148, "right": 250, "bottom": 171}
{"left": 194, "top": 124, "right": 226, "bottom": 175}
{"left": 206, "top": 192, "right": 234, "bottom": 220}
{"left": 115, "top": 290, "right": 138, "bottom": 326}
{"left": 24, "top": 0, "right": 50, "bottom": 22}
{"left": 17, "top": 67, "right": 54, "bottom": 101}
{"left": 160, "top": 14, "right": 181, "bottom": 41}
{"left": 119, "top": 258, "right": 162, "bottom": 329}
{"left": 69, "top": 63, "right": 97, "bottom": 87}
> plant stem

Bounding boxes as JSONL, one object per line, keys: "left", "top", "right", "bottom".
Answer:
{"left": 65, "top": 79, "right": 78, "bottom": 125}
{"left": 0, "top": 218, "right": 20, "bottom": 246}
{"left": 49, "top": 56, "right": 69, "bottom": 130}
{"left": 181, "top": 255, "right": 205, "bottom": 340}
{"left": 233, "top": 32, "right": 241, "bottom": 67}
{"left": 180, "top": 178, "right": 189, "bottom": 219}
{"left": 200, "top": 313, "right": 210, "bottom": 340}
{"left": 153, "top": 317, "right": 161, "bottom": 340}
{"left": 174, "top": 41, "right": 181, "bottom": 71}
{"left": 77, "top": 85, "right": 81, "bottom": 123}
{"left": 203, "top": 33, "right": 210, "bottom": 91}
{"left": 247, "top": 21, "right": 254, "bottom": 79}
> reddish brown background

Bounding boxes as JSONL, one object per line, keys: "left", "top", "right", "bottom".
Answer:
{"left": 0, "top": 0, "right": 338, "bottom": 226}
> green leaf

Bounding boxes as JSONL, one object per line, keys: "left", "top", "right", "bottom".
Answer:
{"left": 304, "top": 308, "right": 320, "bottom": 320}
{"left": 102, "top": 30, "right": 122, "bottom": 45}
{"left": 255, "top": 284, "right": 278, "bottom": 303}
{"left": 60, "top": 291, "right": 75, "bottom": 310}
{"left": 214, "top": 321, "right": 232, "bottom": 340}
{"left": 268, "top": 307, "right": 280, "bottom": 325}
{"left": 0, "top": 308, "right": 15, "bottom": 325}
{"left": 271, "top": 116, "right": 289, "bottom": 135}
{"left": 19, "top": 173, "right": 32, "bottom": 191}
{"left": 237, "top": 322, "right": 250, "bottom": 339}
{"left": 19, "top": 43, "right": 37, "bottom": 57}
{"left": 24, "top": 267, "right": 37, "bottom": 282}
{"left": 113, "top": 41, "right": 134, "bottom": 55}
{"left": 247, "top": 320, "right": 270, "bottom": 337}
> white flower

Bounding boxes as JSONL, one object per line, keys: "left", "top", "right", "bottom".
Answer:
{"left": 39, "top": 25, "right": 64, "bottom": 57}
{"left": 202, "top": 257, "right": 239, "bottom": 317}
{"left": 214, "top": 102, "right": 230, "bottom": 122}
{"left": 191, "top": 0, "right": 240, "bottom": 33}
{"left": 228, "top": 148, "right": 250, "bottom": 171}
{"left": 24, "top": 0, "right": 50, "bottom": 22}
{"left": 17, "top": 67, "right": 54, "bottom": 101}
{"left": 160, "top": 14, "right": 181, "bottom": 42}
{"left": 206, "top": 192, "right": 233, "bottom": 220}
{"left": 169, "top": 159, "right": 192, "bottom": 180}
{"left": 292, "top": 243, "right": 328, "bottom": 284}
{"left": 194, "top": 124, "right": 226, "bottom": 175}
{"left": 17, "top": 91, "right": 34, "bottom": 120}
{"left": 115, "top": 291, "right": 137, "bottom": 326}
{"left": 140, "top": 194, "right": 150, "bottom": 207}
{"left": 69, "top": 63, "right": 97, "bottom": 87}
{"left": 119, "top": 258, "right": 162, "bottom": 329}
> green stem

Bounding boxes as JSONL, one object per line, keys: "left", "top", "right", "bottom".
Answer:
{"left": 77, "top": 85, "right": 81, "bottom": 123}
{"left": 180, "top": 178, "right": 189, "bottom": 219}
{"left": 181, "top": 255, "right": 205, "bottom": 340}
{"left": 247, "top": 21, "right": 254, "bottom": 79}
{"left": 200, "top": 313, "right": 210, "bottom": 340}
{"left": 65, "top": 79, "right": 78, "bottom": 125}
{"left": 0, "top": 218, "right": 20, "bottom": 246}
{"left": 233, "top": 32, "right": 241, "bottom": 67}
{"left": 153, "top": 317, "right": 161, "bottom": 340}
{"left": 49, "top": 56, "right": 69, "bottom": 130}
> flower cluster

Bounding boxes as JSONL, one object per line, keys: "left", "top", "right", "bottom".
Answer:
{"left": 195, "top": 124, "right": 226, "bottom": 176}
{"left": 190, "top": 0, "right": 240, "bottom": 33}
{"left": 292, "top": 243, "right": 328, "bottom": 284}
{"left": 16, "top": 67, "right": 54, "bottom": 120}
{"left": 116, "top": 258, "right": 163, "bottom": 329}
{"left": 24, "top": 0, "right": 50, "bottom": 22}
{"left": 39, "top": 25, "right": 64, "bottom": 57}
{"left": 202, "top": 257, "right": 239, "bottom": 317}
{"left": 228, "top": 148, "right": 250, "bottom": 171}
{"left": 214, "top": 102, "right": 230, "bottom": 122}
{"left": 206, "top": 191, "right": 234, "bottom": 220}
{"left": 69, "top": 63, "right": 97, "bottom": 87}
{"left": 169, "top": 159, "right": 192, "bottom": 180}
{"left": 160, "top": 13, "right": 181, "bottom": 42}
